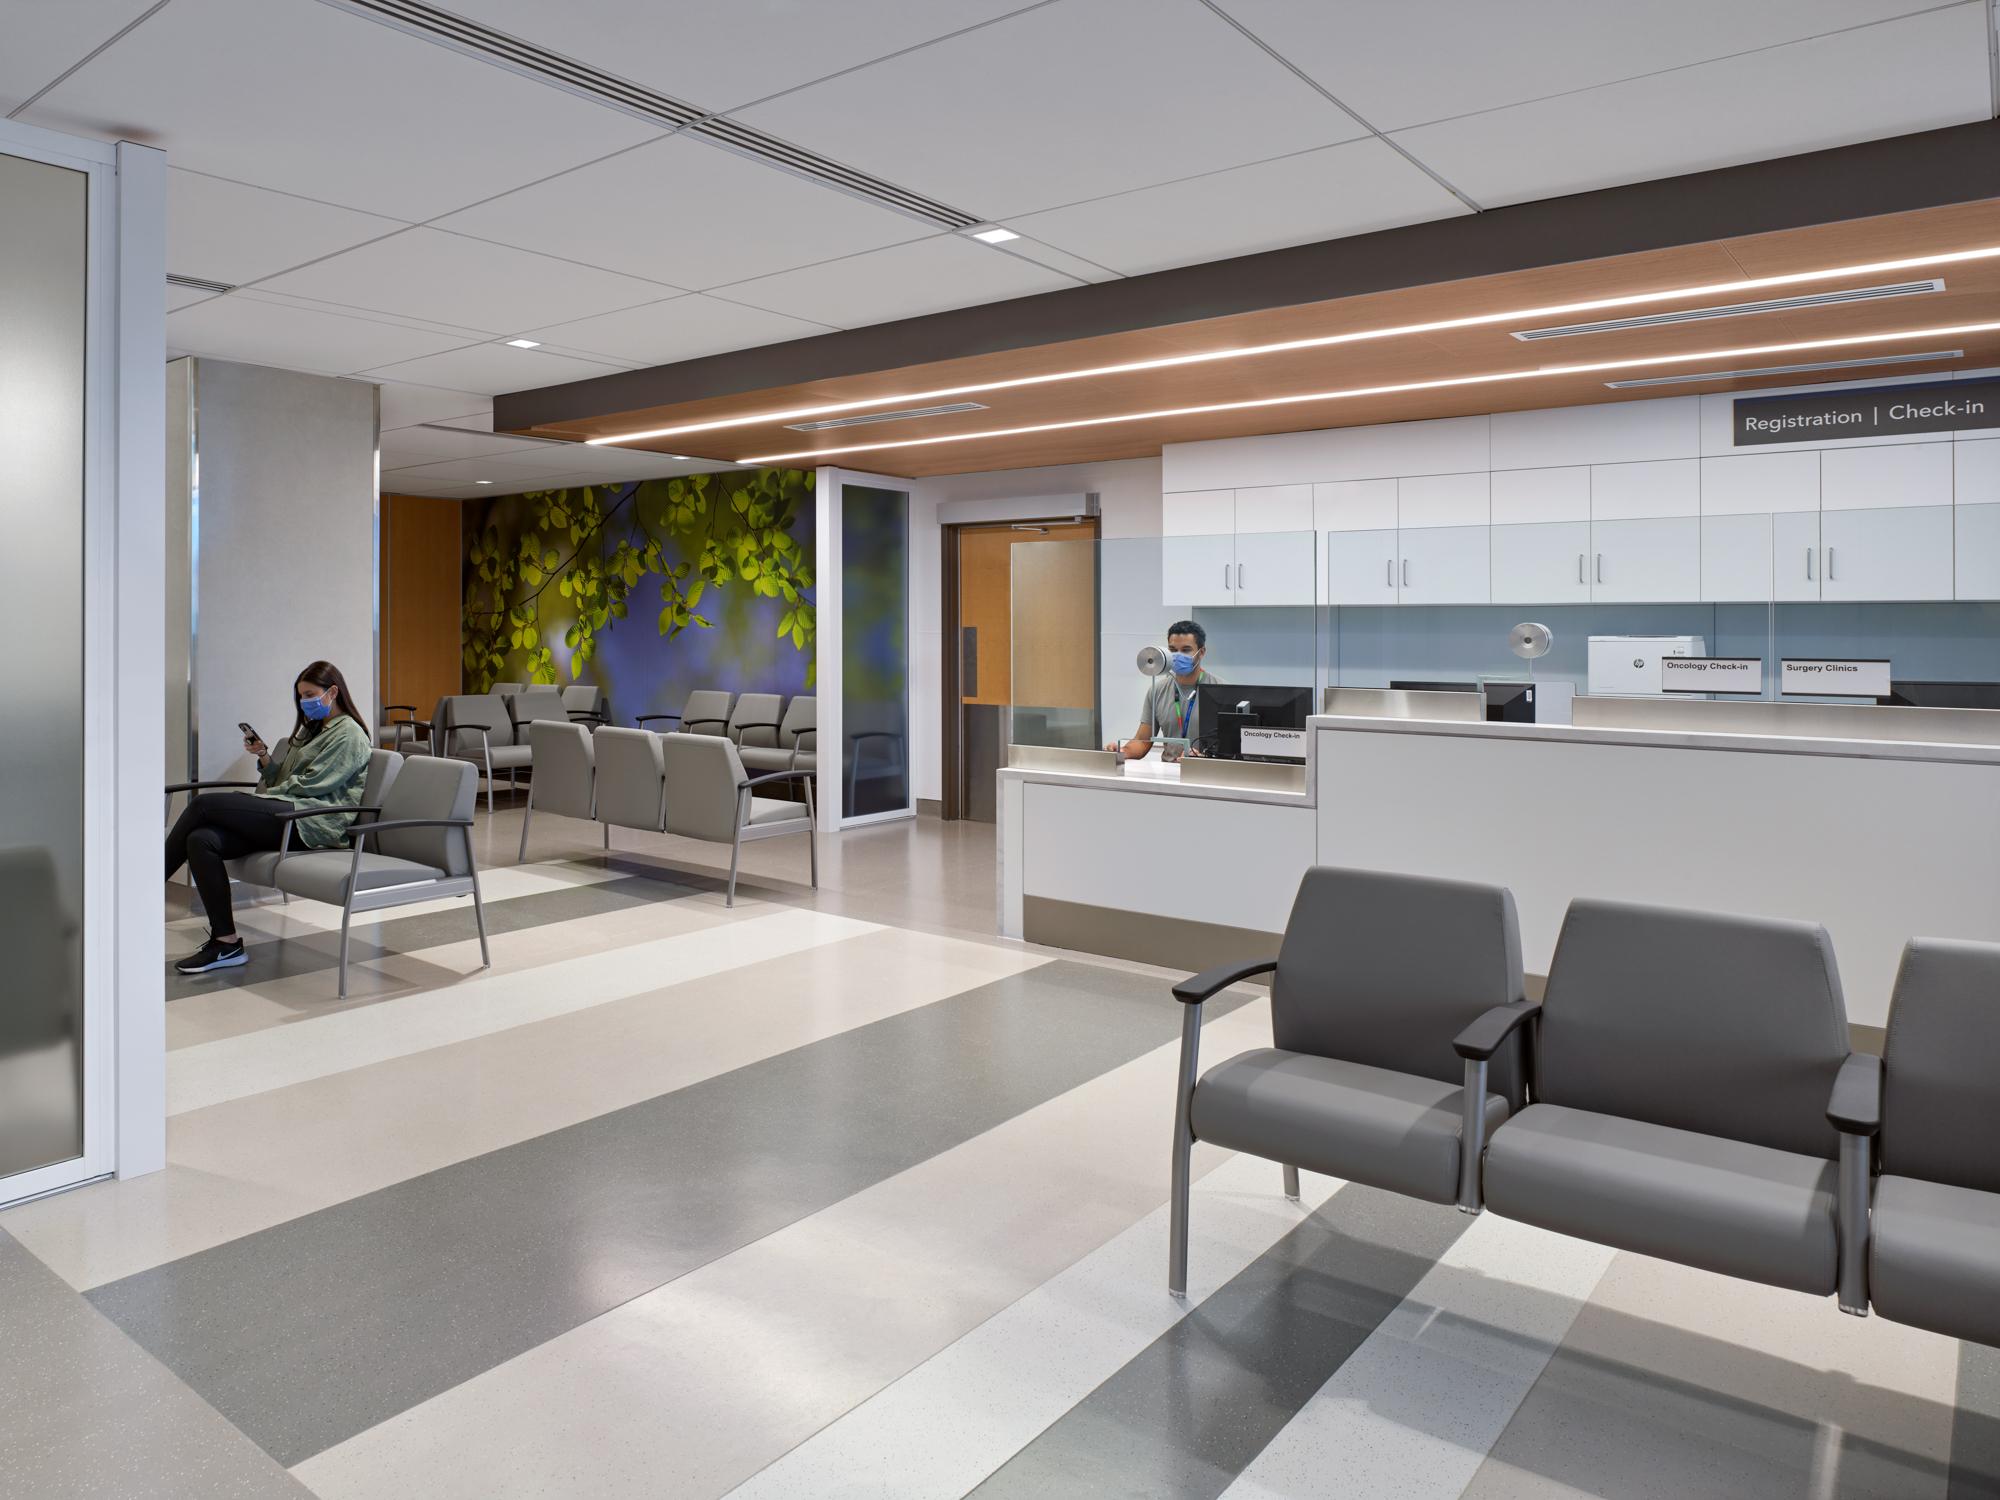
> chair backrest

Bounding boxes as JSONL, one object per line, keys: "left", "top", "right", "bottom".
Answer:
{"left": 371, "top": 756, "right": 476, "bottom": 875}
{"left": 778, "top": 695, "right": 816, "bottom": 751}
{"left": 1880, "top": 937, "right": 2000, "bottom": 1193}
{"left": 360, "top": 748, "right": 402, "bottom": 812}
{"left": 1271, "top": 866, "right": 1528, "bottom": 1105}
{"left": 528, "top": 721, "right": 595, "bottom": 820}
{"left": 680, "top": 689, "right": 734, "bottom": 736}
{"left": 510, "top": 687, "right": 568, "bottom": 727}
{"left": 439, "top": 693, "right": 514, "bottom": 750}
{"left": 661, "top": 733, "right": 747, "bottom": 844}
{"left": 1537, "top": 899, "right": 1850, "bottom": 1159}
{"left": 731, "top": 693, "right": 786, "bottom": 747}
{"left": 593, "top": 726, "right": 666, "bottom": 831}
{"left": 491, "top": 681, "right": 523, "bottom": 699}
{"left": 561, "top": 684, "right": 601, "bottom": 714}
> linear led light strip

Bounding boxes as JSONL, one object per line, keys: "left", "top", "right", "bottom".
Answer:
{"left": 587, "top": 245, "right": 2000, "bottom": 447}
{"left": 735, "top": 321, "right": 2000, "bottom": 464}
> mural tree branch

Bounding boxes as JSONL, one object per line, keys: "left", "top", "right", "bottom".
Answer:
{"left": 462, "top": 468, "right": 816, "bottom": 692}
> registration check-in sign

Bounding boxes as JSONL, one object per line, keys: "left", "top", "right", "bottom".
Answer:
{"left": 1781, "top": 659, "right": 1891, "bottom": 698}
{"left": 1661, "top": 657, "right": 1764, "bottom": 694}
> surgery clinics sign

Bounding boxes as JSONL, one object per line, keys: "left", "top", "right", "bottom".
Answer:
{"left": 1734, "top": 377, "right": 2000, "bottom": 445}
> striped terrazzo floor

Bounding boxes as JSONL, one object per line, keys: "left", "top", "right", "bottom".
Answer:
{"left": 3, "top": 827, "right": 1997, "bottom": 1499}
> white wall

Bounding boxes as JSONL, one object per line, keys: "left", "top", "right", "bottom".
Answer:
{"left": 176, "top": 360, "right": 378, "bottom": 783}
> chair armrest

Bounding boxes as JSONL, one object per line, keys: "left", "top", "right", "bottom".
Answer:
{"left": 733, "top": 721, "right": 782, "bottom": 735}
{"left": 1171, "top": 957, "right": 1276, "bottom": 1005}
{"left": 1827, "top": 1052, "right": 1883, "bottom": 1137}
{"left": 633, "top": 713, "right": 681, "bottom": 727}
{"left": 268, "top": 803, "right": 380, "bottom": 823}
{"left": 567, "top": 710, "right": 608, "bottom": 723}
{"left": 740, "top": 768, "right": 817, "bottom": 789}
{"left": 1455, "top": 1001, "right": 1542, "bottom": 1061}
{"left": 681, "top": 716, "right": 729, "bottom": 732}
{"left": 165, "top": 778, "right": 261, "bottom": 794}
{"left": 351, "top": 817, "right": 474, "bottom": 836}
{"left": 382, "top": 705, "right": 417, "bottom": 717}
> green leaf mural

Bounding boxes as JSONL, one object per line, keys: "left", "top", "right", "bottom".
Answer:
{"left": 461, "top": 468, "right": 817, "bottom": 691}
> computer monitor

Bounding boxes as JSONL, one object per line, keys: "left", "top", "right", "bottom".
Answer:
{"left": 1388, "top": 679, "right": 1479, "bottom": 693}
{"left": 1879, "top": 680, "right": 2000, "bottom": 710}
{"left": 1195, "top": 684, "right": 1313, "bottom": 759}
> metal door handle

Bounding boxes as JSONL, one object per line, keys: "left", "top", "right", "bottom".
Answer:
{"left": 1827, "top": 546, "right": 1836, "bottom": 581}
{"left": 1806, "top": 546, "right": 1814, "bottom": 581}
{"left": 1577, "top": 553, "right": 1585, "bottom": 584}
{"left": 1237, "top": 562, "right": 1245, "bottom": 590}
{"left": 1595, "top": 553, "right": 1604, "bottom": 584}
{"left": 1401, "top": 559, "right": 1409, "bottom": 587}
{"left": 1386, "top": 558, "right": 1394, "bottom": 587}
{"left": 1223, "top": 562, "right": 1231, "bottom": 590}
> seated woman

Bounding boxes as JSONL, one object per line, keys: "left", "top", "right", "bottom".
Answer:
{"left": 167, "top": 660, "right": 372, "bottom": 975}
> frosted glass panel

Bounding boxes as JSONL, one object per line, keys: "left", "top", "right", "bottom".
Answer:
{"left": 0, "top": 150, "right": 87, "bottom": 1180}
{"left": 840, "top": 484, "right": 910, "bottom": 817}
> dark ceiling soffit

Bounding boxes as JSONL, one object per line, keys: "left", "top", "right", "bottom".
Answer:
{"left": 497, "top": 118, "right": 2000, "bottom": 433}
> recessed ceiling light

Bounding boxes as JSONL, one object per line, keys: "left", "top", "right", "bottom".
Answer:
{"left": 587, "top": 243, "right": 2000, "bottom": 447}
{"left": 968, "top": 226, "right": 1019, "bottom": 244}
{"left": 505, "top": 338, "right": 542, "bottom": 349}
{"left": 735, "top": 319, "right": 2000, "bottom": 464}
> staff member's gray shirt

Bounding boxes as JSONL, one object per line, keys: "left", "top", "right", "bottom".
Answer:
{"left": 1141, "top": 671, "right": 1215, "bottom": 743}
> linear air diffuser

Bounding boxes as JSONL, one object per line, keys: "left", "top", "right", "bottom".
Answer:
{"left": 785, "top": 403, "right": 989, "bottom": 432}
{"left": 1602, "top": 350, "right": 1964, "bottom": 389}
{"left": 1512, "top": 280, "right": 1945, "bottom": 340}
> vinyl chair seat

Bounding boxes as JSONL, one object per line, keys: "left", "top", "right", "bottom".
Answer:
{"left": 451, "top": 743, "right": 534, "bottom": 771}
{"left": 737, "top": 744, "right": 798, "bottom": 773}
{"left": 745, "top": 795, "right": 811, "bottom": 827}
{"left": 1483, "top": 1103, "right": 1839, "bottom": 1295}
{"left": 228, "top": 850, "right": 286, "bottom": 887}
{"left": 272, "top": 850, "right": 449, "bottom": 906}
{"left": 1869, "top": 1175, "right": 2000, "bottom": 1346}
{"left": 1190, "top": 1048, "right": 1507, "bottom": 1206}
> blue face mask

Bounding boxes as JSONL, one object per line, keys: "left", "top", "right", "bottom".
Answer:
{"left": 299, "top": 694, "right": 332, "bottom": 722}
{"left": 1167, "top": 650, "right": 1198, "bottom": 677}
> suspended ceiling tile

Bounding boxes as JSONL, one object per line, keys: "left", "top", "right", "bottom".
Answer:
{"left": 519, "top": 293, "right": 834, "bottom": 366}
{"left": 714, "top": 235, "right": 1074, "bottom": 331}
{"left": 734, "top": 0, "right": 1364, "bottom": 220}
{"left": 166, "top": 284, "right": 219, "bottom": 314}
{"left": 168, "top": 169, "right": 405, "bottom": 289}
{"left": 362, "top": 342, "right": 631, "bottom": 398}
{"left": 256, "top": 227, "right": 677, "bottom": 338}
{"left": 1391, "top": 6, "right": 1993, "bottom": 208}
{"left": 1014, "top": 138, "right": 1469, "bottom": 277}
{"left": 437, "top": 133, "right": 932, "bottom": 290}
{"left": 1212, "top": 0, "right": 1951, "bottom": 133}
{"left": 381, "top": 454, "right": 578, "bottom": 485}
{"left": 20, "top": 0, "right": 660, "bottom": 220}
{"left": 379, "top": 426, "right": 560, "bottom": 467}
{"left": 0, "top": 0, "right": 159, "bottom": 114}
{"left": 426, "top": 0, "right": 1033, "bottom": 114}
{"left": 165, "top": 296, "right": 473, "bottom": 378}
{"left": 370, "top": 380, "right": 493, "bottom": 432}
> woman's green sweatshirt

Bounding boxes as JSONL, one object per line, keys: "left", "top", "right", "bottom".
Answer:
{"left": 255, "top": 715, "right": 371, "bottom": 848}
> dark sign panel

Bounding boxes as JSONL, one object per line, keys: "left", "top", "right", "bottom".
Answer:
{"left": 1733, "top": 377, "right": 2000, "bottom": 446}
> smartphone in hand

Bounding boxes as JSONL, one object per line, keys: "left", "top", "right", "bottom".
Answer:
{"left": 239, "top": 721, "right": 266, "bottom": 756}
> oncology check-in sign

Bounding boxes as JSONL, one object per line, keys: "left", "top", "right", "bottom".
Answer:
{"left": 1660, "top": 657, "right": 1764, "bottom": 694}
{"left": 1734, "top": 377, "right": 2000, "bottom": 445}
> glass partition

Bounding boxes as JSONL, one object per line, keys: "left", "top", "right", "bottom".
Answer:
{"left": 839, "top": 483, "right": 910, "bottom": 819}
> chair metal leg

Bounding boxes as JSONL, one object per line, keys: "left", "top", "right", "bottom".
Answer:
{"left": 602, "top": 820, "right": 610, "bottom": 850}
{"left": 1168, "top": 1000, "right": 1202, "bottom": 1297}
{"left": 1457, "top": 1057, "right": 1489, "bottom": 1215}
{"left": 337, "top": 901, "right": 354, "bottom": 1000}
{"left": 1282, "top": 1164, "right": 1300, "bottom": 1201}
{"left": 465, "top": 829, "right": 491, "bottom": 969}
{"left": 726, "top": 825, "right": 743, "bottom": 907}
{"left": 805, "top": 778, "right": 818, "bottom": 889}
{"left": 517, "top": 796, "right": 534, "bottom": 864}
{"left": 1837, "top": 1133, "right": 1871, "bottom": 1316}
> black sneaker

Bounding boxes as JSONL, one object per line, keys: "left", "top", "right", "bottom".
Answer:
{"left": 175, "top": 937, "right": 247, "bottom": 975}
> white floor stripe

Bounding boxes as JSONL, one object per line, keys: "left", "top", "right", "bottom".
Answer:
{"left": 720, "top": 1151, "right": 1345, "bottom": 1500}
{"left": 166, "top": 908, "right": 878, "bottom": 1116}
{"left": 1219, "top": 1214, "right": 1617, "bottom": 1500}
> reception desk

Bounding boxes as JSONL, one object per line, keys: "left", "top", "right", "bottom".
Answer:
{"left": 999, "top": 695, "right": 2000, "bottom": 1027}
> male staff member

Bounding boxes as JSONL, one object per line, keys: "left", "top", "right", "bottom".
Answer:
{"left": 1107, "top": 619, "right": 1215, "bottom": 759}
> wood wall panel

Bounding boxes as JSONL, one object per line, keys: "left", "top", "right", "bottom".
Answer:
{"left": 381, "top": 494, "right": 463, "bottom": 719}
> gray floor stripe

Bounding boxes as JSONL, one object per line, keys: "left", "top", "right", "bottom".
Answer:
{"left": 90, "top": 960, "right": 1239, "bottom": 1468}
{"left": 969, "top": 1184, "right": 1472, "bottom": 1500}
{"left": 0, "top": 1230, "right": 310, "bottom": 1500}
{"left": 1953, "top": 1342, "right": 2000, "bottom": 1499}
{"left": 165, "top": 873, "right": 696, "bottom": 998}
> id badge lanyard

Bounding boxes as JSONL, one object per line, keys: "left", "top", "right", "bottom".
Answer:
{"left": 1171, "top": 681, "right": 1197, "bottom": 738}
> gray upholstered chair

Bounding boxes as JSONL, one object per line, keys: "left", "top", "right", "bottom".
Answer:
{"left": 592, "top": 725, "right": 669, "bottom": 844}
{"left": 1168, "top": 866, "right": 1528, "bottom": 1296}
{"left": 660, "top": 733, "right": 816, "bottom": 907}
{"left": 1462, "top": 899, "right": 1875, "bottom": 1313}
{"left": 1862, "top": 937, "right": 2000, "bottom": 1346}
{"left": 635, "top": 689, "right": 733, "bottom": 736}
{"left": 267, "top": 756, "right": 487, "bottom": 999}
{"left": 725, "top": 692, "right": 785, "bottom": 747}
{"left": 377, "top": 703, "right": 423, "bottom": 752}
{"left": 518, "top": 721, "right": 595, "bottom": 863}
{"left": 228, "top": 748, "right": 403, "bottom": 898}
{"left": 431, "top": 693, "right": 531, "bottom": 814}
{"left": 506, "top": 685, "right": 567, "bottom": 730}
{"left": 562, "top": 683, "right": 608, "bottom": 726}
{"left": 739, "top": 696, "right": 816, "bottom": 775}
{"left": 490, "top": 681, "right": 524, "bottom": 701}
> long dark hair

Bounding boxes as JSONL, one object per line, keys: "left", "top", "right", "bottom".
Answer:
{"left": 292, "top": 660, "right": 369, "bottom": 742}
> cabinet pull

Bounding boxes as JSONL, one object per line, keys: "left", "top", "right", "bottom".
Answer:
{"left": 1223, "top": 562, "right": 1231, "bottom": 590}
{"left": 1577, "top": 553, "right": 1585, "bottom": 585}
{"left": 1386, "top": 558, "right": 1394, "bottom": 587}
{"left": 1827, "top": 546, "right": 1836, "bottom": 581}
{"left": 1401, "top": 559, "right": 1409, "bottom": 587}
{"left": 1806, "top": 546, "right": 1814, "bottom": 581}
{"left": 1595, "top": 552, "right": 1604, "bottom": 584}
{"left": 1237, "top": 562, "right": 1245, "bottom": 590}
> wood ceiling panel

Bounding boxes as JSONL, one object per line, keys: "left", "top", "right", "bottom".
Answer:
{"left": 507, "top": 199, "right": 2000, "bottom": 477}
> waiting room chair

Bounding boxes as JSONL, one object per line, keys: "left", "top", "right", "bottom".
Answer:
{"left": 429, "top": 693, "right": 532, "bottom": 814}
{"left": 1167, "top": 866, "right": 1527, "bottom": 1296}
{"left": 660, "top": 733, "right": 816, "bottom": 907}
{"left": 725, "top": 692, "right": 784, "bottom": 747}
{"left": 518, "top": 721, "right": 595, "bottom": 863}
{"left": 506, "top": 687, "right": 571, "bottom": 742}
{"left": 635, "top": 689, "right": 732, "bottom": 735}
{"left": 1460, "top": 899, "right": 1874, "bottom": 1313}
{"left": 562, "top": 683, "right": 609, "bottom": 726}
{"left": 266, "top": 756, "right": 487, "bottom": 999}
{"left": 1862, "top": 937, "right": 2000, "bottom": 1346}
{"left": 592, "top": 725, "right": 668, "bottom": 845}
{"left": 378, "top": 704, "right": 423, "bottom": 752}
{"left": 490, "top": 681, "right": 524, "bottom": 701}
{"left": 738, "top": 696, "right": 815, "bottom": 775}
{"left": 227, "top": 748, "right": 403, "bottom": 900}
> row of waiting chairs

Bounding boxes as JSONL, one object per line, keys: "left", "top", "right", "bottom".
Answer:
{"left": 518, "top": 721, "right": 815, "bottom": 906}
{"left": 1171, "top": 866, "right": 2000, "bottom": 1350}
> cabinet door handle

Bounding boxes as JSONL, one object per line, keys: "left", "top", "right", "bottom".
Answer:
{"left": 1237, "top": 562, "right": 1245, "bottom": 590}
{"left": 1401, "top": 559, "right": 1409, "bottom": 587}
{"left": 1577, "top": 553, "right": 1585, "bottom": 584}
{"left": 1223, "top": 562, "right": 1231, "bottom": 590}
{"left": 1827, "top": 546, "right": 1836, "bottom": 581}
{"left": 1386, "top": 558, "right": 1394, "bottom": 587}
{"left": 1805, "top": 546, "right": 1814, "bottom": 581}
{"left": 1595, "top": 552, "right": 1604, "bottom": 584}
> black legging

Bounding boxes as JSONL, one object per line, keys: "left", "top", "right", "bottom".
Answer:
{"left": 166, "top": 792, "right": 290, "bottom": 935}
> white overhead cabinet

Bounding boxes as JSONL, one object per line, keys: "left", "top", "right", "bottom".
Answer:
{"left": 1699, "top": 451, "right": 1820, "bottom": 603}
{"left": 1701, "top": 513, "right": 1772, "bottom": 603}
{"left": 1160, "top": 486, "right": 1314, "bottom": 607}
{"left": 1772, "top": 510, "right": 1823, "bottom": 602}
{"left": 1955, "top": 441, "right": 2000, "bottom": 599}
{"left": 1493, "top": 521, "right": 1591, "bottom": 603}
{"left": 1587, "top": 460, "right": 1699, "bottom": 603}
{"left": 1818, "top": 444, "right": 1953, "bottom": 601}
{"left": 1160, "top": 489, "right": 1236, "bottom": 607}
{"left": 1397, "top": 525, "right": 1490, "bottom": 604}
{"left": 1324, "top": 528, "right": 1399, "bottom": 605}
